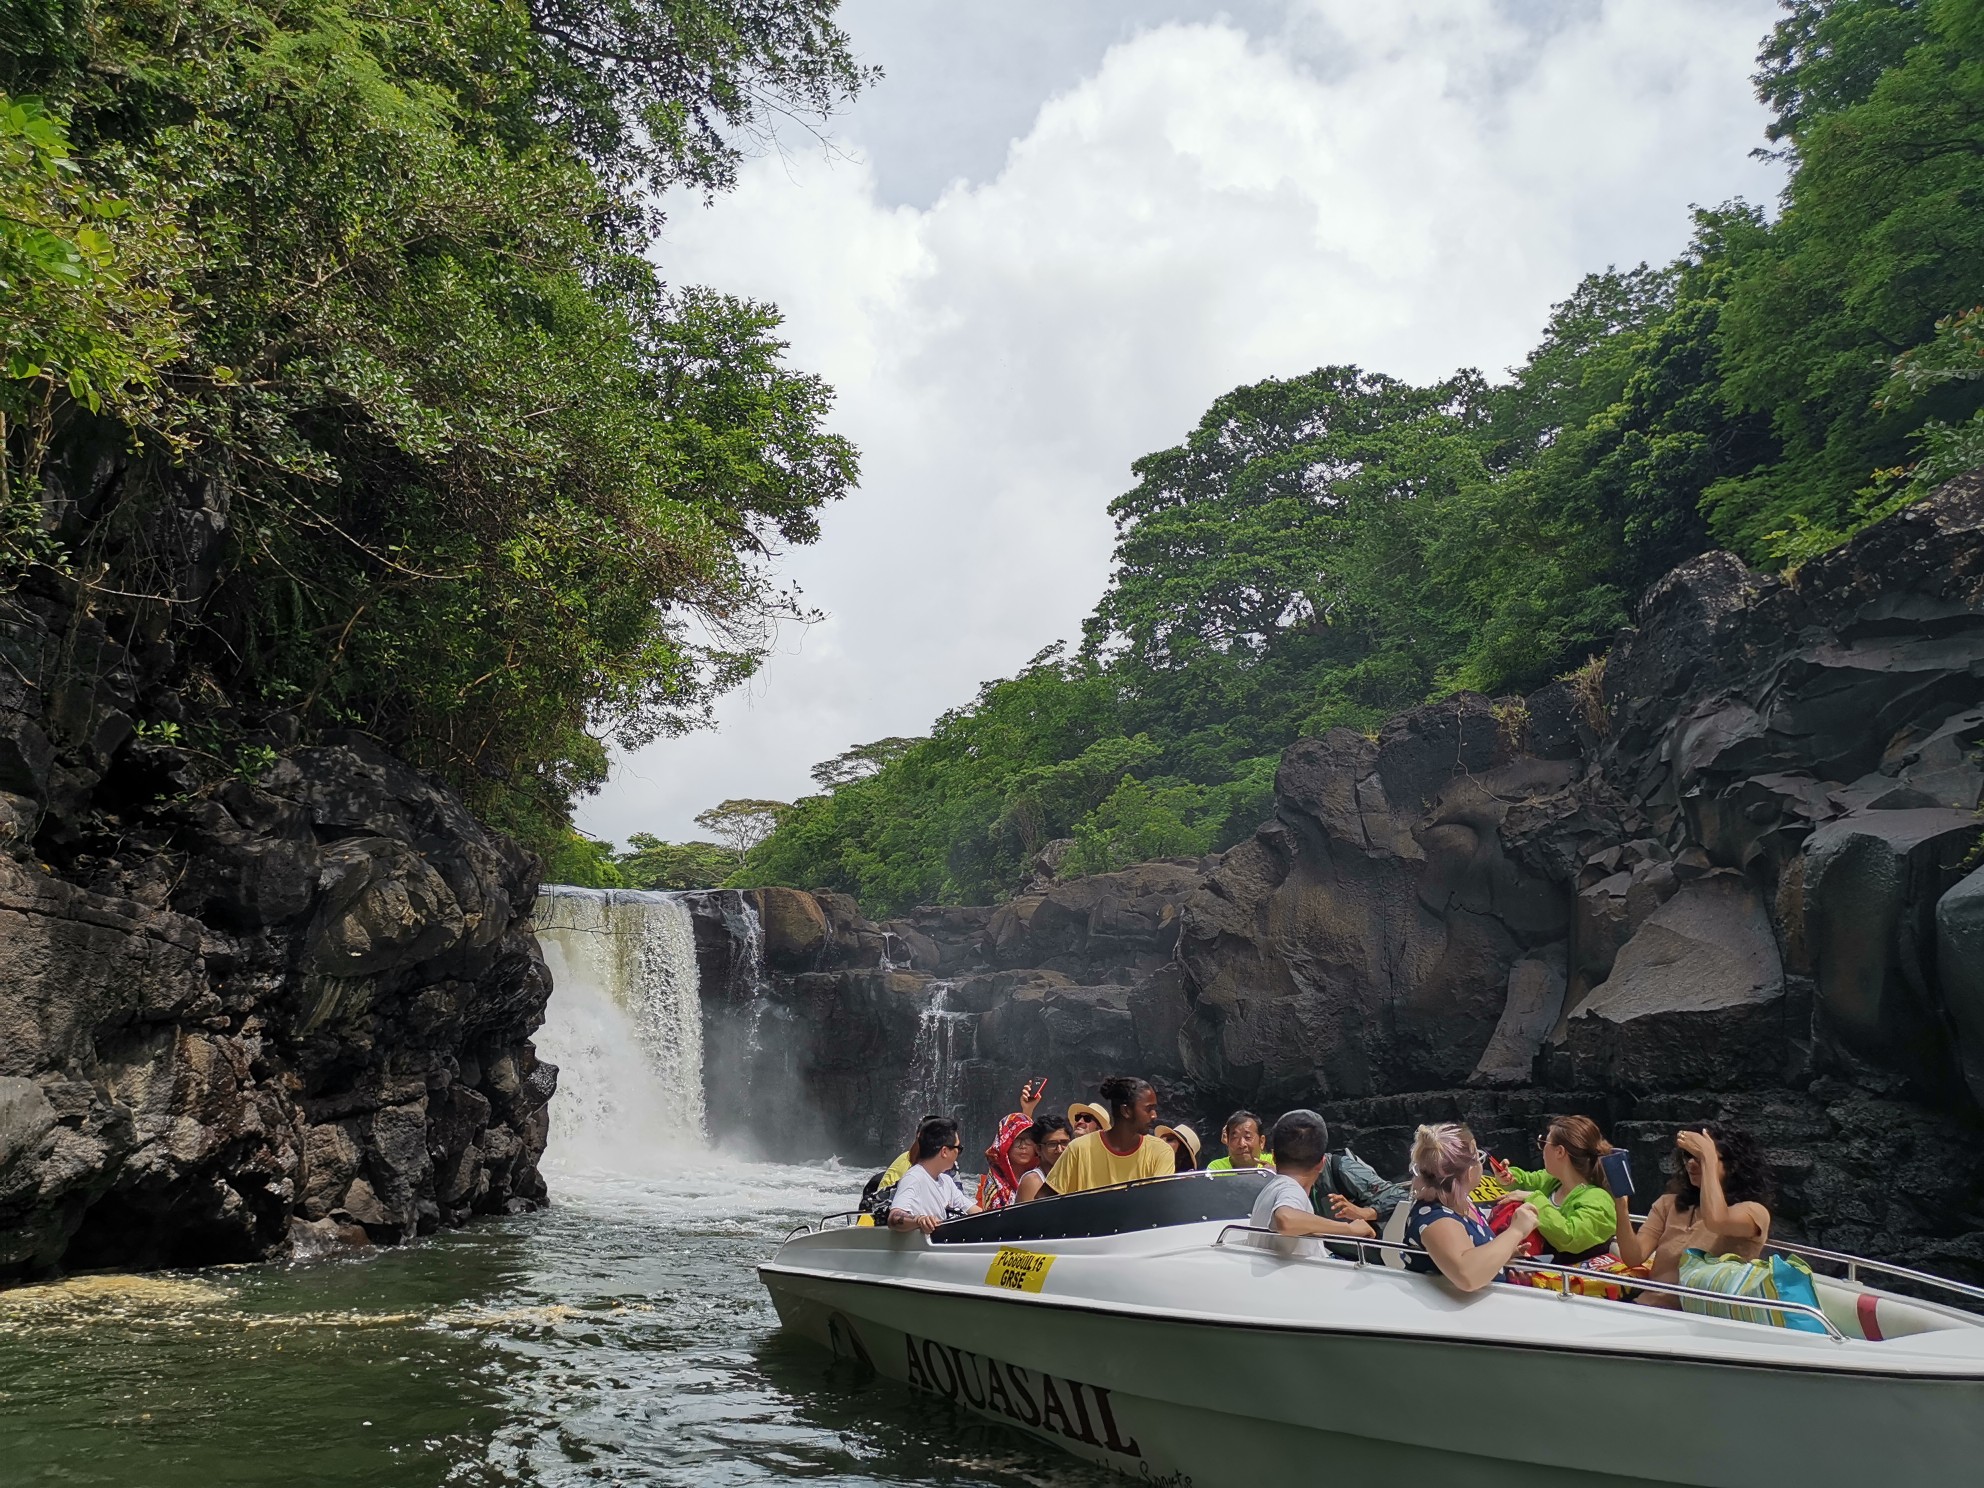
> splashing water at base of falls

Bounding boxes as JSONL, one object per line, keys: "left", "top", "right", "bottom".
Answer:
{"left": 531, "top": 887, "right": 706, "bottom": 1169}
{"left": 0, "top": 884, "right": 1118, "bottom": 1488}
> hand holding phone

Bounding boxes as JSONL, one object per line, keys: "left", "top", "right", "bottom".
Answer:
{"left": 1599, "top": 1148, "right": 1634, "bottom": 1198}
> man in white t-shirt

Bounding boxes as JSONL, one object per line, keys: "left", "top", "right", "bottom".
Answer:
{"left": 1250, "top": 1110, "right": 1377, "bottom": 1239}
{"left": 888, "top": 1116, "right": 979, "bottom": 1234}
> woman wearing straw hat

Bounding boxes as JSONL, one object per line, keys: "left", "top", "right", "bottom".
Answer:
{"left": 1154, "top": 1122, "right": 1201, "bottom": 1173}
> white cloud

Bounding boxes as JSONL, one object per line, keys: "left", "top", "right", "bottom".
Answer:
{"left": 577, "top": 0, "right": 1784, "bottom": 846}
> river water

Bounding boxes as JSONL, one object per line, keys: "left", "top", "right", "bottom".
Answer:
{"left": 2, "top": 889, "right": 1108, "bottom": 1485}
{"left": 0, "top": 1156, "right": 1113, "bottom": 1487}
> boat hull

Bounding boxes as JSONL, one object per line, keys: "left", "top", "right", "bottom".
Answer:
{"left": 762, "top": 1228, "right": 1984, "bottom": 1488}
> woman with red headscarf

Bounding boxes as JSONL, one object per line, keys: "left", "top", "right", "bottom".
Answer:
{"left": 975, "top": 1079, "right": 1046, "bottom": 1210}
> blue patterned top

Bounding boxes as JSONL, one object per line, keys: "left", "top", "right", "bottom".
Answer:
{"left": 1402, "top": 1200, "right": 1499, "bottom": 1277}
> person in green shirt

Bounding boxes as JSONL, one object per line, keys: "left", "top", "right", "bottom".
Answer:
{"left": 1487, "top": 1114, "right": 1620, "bottom": 1261}
{"left": 1206, "top": 1110, "right": 1273, "bottom": 1172}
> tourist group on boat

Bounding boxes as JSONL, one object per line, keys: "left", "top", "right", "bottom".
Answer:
{"left": 863, "top": 1074, "right": 1787, "bottom": 1309}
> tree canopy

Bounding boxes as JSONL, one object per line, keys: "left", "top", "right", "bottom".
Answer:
{"left": 1, "top": 0, "right": 867, "bottom": 855}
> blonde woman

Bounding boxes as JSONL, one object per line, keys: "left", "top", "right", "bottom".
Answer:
{"left": 1402, "top": 1122, "right": 1539, "bottom": 1292}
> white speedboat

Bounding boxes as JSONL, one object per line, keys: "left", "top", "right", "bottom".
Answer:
{"left": 760, "top": 1172, "right": 1984, "bottom": 1487}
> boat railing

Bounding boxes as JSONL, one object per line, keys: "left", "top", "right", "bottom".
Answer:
{"left": 1617, "top": 1213, "right": 1984, "bottom": 1317}
{"left": 782, "top": 1210, "right": 868, "bottom": 1241}
{"left": 1761, "top": 1238, "right": 1984, "bottom": 1314}
{"left": 1214, "top": 1225, "right": 1847, "bottom": 1341}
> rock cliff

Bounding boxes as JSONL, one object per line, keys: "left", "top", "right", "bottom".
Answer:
{"left": 717, "top": 475, "right": 1984, "bottom": 1273}
{"left": 0, "top": 484, "right": 552, "bottom": 1282}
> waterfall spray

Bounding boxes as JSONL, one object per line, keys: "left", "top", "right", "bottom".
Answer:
{"left": 532, "top": 887, "right": 706, "bottom": 1171}
{"left": 898, "top": 980, "right": 969, "bottom": 1132}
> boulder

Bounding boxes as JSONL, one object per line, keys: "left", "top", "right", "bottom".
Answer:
{"left": 1470, "top": 944, "right": 1568, "bottom": 1087}
{"left": 749, "top": 886, "right": 828, "bottom": 968}
{"left": 1178, "top": 716, "right": 1572, "bottom": 1103}
{"left": 1566, "top": 877, "right": 1786, "bottom": 1091}
{"left": 985, "top": 860, "right": 1206, "bottom": 980}
{"left": 1804, "top": 808, "right": 1981, "bottom": 1096}
{"left": 1935, "top": 865, "right": 1984, "bottom": 1108}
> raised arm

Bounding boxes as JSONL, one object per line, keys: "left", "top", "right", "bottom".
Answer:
{"left": 1680, "top": 1131, "right": 1766, "bottom": 1240}
{"left": 1613, "top": 1193, "right": 1668, "bottom": 1268}
{"left": 1420, "top": 1205, "right": 1539, "bottom": 1292}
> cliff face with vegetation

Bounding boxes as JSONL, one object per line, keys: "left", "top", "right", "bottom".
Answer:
{"left": 718, "top": 478, "right": 1984, "bottom": 1274}
{"left": 0, "top": 539, "right": 554, "bottom": 1280}
{"left": 0, "top": 1, "right": 868, "bottom": 1278}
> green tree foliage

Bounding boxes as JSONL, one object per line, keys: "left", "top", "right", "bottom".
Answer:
{"left": 0, "top": 94, "right": 187, "bottom": 560}
{"left": 1709, "top": 0, "right": 1984, "bottom": 555}
{"left": 810, "top": 735, "right": 920, "bottom": 789}
{"left": 615, "top": 833, "right": 735, "bottom": 890}
{"left": 1, "top": 1, "right": 866, "bottom": 856}
{"left": 743, "top": 0, "right": 1984, "bottom": 912}
{"left": 693, "top": 797, "right": 791, "bottom": 858}
{"left": 543, "top": 829, "right": 627, "bottom": 888}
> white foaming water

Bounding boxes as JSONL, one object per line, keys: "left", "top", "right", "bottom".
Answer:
{"left": 899, "top": 980, "right": 968, "bottom": 1131}
{"left": 532, "top": 887, "right": 706, "bottom": 1172}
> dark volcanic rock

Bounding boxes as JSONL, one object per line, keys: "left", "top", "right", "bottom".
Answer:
{"left": 1565, "top": 876, "right": 1787, "bottom": 1091}
{"left": 983, "top": 860, "right": 1207, "bottom": 981}
{"left": 1804, "top": 809, "right": 1980, "bottom": 1097}
{"left": 1469, "top": 943, "right": 1568, "bottom": 1088}
{"left": 1177, "top": 715, "right": 1575, "bottom": 1105}
{"left": 1936, "top": 866, "right": 1984, "bottom": 1108}
{"left": 0, "top": 536, "right": 549, "bottom": 1281}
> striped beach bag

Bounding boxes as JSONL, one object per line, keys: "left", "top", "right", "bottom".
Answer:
{"left": 1677, "top": 1248, "right": 1827, "bottom": 1333}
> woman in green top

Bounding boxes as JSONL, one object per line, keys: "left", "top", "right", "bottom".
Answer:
{"left": 1488, "top": 1115, "right": 1619, "bottom": 1262}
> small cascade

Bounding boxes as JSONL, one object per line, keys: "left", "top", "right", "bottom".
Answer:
{"left": 732, "top": 896, "right": 774, "bottom": 1063}
{"left": 532, "top": 887, "right": 706, "bottom": 1170}
{"left": 897, "top": 980, "right": 971, "bottom": 1132}
{"left": 736, "top": 897, "right": 768, "bottom": 995}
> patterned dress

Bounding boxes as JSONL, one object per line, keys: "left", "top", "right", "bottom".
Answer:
{"left": 1403, "top": 1199, "right": 1500, "bottom": 1278}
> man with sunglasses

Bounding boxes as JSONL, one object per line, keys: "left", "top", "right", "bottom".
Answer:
{"left": 887, "top": 1116, "right": 982, "bottom": 1234}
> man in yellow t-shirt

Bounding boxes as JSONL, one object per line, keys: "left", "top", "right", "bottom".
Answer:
{"left": 1044, "top": 1077, "right": 1174, "bottom": 1194}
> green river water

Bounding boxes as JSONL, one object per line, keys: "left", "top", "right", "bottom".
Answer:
{"left": 0, "top": 1162, "right": 1116, "bottom": 1488}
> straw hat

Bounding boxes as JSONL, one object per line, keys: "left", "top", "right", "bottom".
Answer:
{"left": 1067, "top": 1101, "right": 1112, "bottom": 1131}
{"left": 1155, "top": 1123, "right": 1202, "bottom": 1167}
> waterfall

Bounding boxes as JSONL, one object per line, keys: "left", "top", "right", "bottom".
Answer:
{"left": 897, "top": 980, "right": 970, "bottom": 1133}
{"left": 532, "top": 887, "right": 706, "bottom": 1170}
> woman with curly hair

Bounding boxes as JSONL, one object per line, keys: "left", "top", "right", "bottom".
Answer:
{"left": 1613, "top": 1123, "right": 1774, "bottom": 1307}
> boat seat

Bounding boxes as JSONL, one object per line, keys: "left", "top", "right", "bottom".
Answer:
{"left": 1379, "top": 1199, "right": 1412, "bottom": 1270}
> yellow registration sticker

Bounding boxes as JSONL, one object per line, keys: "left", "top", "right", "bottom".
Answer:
{"left": 984, "top": 1247, "right": 1055, "bottom": 1293}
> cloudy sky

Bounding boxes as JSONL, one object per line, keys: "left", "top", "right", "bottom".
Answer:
{"left": 577, "top": 0, "right": 1787, "bottom": 845}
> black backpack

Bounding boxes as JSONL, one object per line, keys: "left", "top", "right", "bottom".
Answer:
{"left": 859, "top": 1170, "right": 897, "bottom": 1217}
